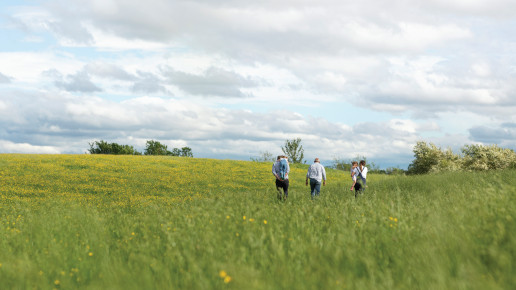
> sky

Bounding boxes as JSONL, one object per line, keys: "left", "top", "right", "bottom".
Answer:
{"left": 1, "top": 0, "right": 516, "bottom": 169}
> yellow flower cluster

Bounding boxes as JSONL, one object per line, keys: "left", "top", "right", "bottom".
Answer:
{"left": 219, "top": 270, "right": 232, "bottom": 283}
{"left": 0, "top": 154, "right": 310, "bottom": 204}
{"left": 389, "top": 216, "right": 399, "bottom": 228}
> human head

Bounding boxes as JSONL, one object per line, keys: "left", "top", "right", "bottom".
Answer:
{"left": 277, "top": 155, "right": 282, "bottom": 161}
{"left": 359, "top": 160, "right": 366, "bottom": 166}
{"left": 352, "top": 161, "right": 358, "bottom": 167}
{"left": 314, "top": 158, "right": 320, "bottom": 163}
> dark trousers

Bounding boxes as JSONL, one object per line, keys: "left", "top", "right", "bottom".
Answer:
{"left": 275, "top": 179, "right": 289, "bottom": 199}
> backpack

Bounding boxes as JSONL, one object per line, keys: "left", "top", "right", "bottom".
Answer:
{"left": 279, "top": 158, "right": 288, "bottom": 180}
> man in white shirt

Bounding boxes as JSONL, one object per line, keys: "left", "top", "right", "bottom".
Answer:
{"left": 305, "top": 158, "right": 326, "bottom": 198}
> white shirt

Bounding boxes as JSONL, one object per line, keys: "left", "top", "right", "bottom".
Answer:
{"left": 306, "top": 162, "right": 326, "bottom": 182}
{"left": 359, "top": 166, "right": 368, "bottom": 179}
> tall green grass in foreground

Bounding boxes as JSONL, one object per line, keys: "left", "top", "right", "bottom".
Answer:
{"left": 0, "top": 154, "right": 515, "bottom": 289}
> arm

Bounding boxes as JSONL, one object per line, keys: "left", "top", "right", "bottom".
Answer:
{"left": 272, "top": 163, "right": 279, "bottom": 179}
{"left": 322, "top": 166, "right": 326, "bottom": 186}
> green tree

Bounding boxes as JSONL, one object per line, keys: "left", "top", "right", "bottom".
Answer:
{"left": 88, "top": 140, "right": 141, "bottom": 155}
{"left": 144, "top": 140, "right": 169, "bottom": 156}
{"left": 281, "top": 138, "right": 305, "bottom": 163}
{"left": 180, "top": 147, "right": 193, "bottom": 157}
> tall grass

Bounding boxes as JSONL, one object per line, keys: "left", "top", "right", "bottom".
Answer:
{"left": 0, "top": 154, "right": 515, "bottom": 289}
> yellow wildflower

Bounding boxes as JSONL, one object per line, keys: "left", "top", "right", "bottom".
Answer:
{"left": 263, "top": 220, "right": 267, "bottom": 224}
{"left": 224, "top": 276, "right": 232, "bottom": 283}
{"left": 88, "top": 252, "right": 93, "bottom": 257}
{"left": 219, "top": 270, "right": 227, "bottom": 278}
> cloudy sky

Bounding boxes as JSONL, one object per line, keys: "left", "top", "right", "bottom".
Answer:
{"left": 1, "top": 0, "right": 516, "bottom": 168}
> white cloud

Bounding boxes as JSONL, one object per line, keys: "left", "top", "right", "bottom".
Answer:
{"left": 0, "top": 91, "right": 429, "bottom": 166}
{"left": 0, "top": 72, "right": 12, "bottom": 83}
{"left": 2, "top": 0, "right": 516, "bottom": 167}
{"left": 0, "top": 140, "right": 60, "bottom": 154}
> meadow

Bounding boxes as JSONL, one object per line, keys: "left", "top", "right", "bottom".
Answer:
{"left": 0, "top": 154, "right": 515, "bottom": 289}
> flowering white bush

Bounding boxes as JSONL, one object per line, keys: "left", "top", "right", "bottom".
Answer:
{"left": 408, "top": 142, "right": 516, "bottom": 174}
{"left": 461, "top": 144, "right": 516, "bottom": 171}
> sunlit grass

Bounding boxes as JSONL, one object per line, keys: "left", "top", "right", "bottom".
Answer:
{"left": 0, "top": 154, "right": 515, "bottom": 289}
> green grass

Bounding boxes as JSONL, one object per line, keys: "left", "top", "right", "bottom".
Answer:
{"left": 0, "top": 154, "right": 515, "bottom": 289}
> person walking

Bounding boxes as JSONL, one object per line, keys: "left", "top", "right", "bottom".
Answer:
{"left": 305, "top": 158, "right": 326, "bottom": 199}
{"left": 357, "top": 160, "right": 368, "bottom": 192}
{"left": 272, "top": 155, "right": 290, "bottom": 200}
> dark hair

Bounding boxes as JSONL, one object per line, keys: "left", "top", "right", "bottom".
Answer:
{"left": 359, "top": 160, "right": 366, "bottom": 165}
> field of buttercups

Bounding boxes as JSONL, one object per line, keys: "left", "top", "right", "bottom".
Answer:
{"left": 0, "top": 154, "right": 515, "bottom": 289}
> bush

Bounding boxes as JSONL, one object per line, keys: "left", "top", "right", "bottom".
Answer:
{"left": 408, "top": 141, "right": 516, "bottom": 174}
{"left": 88, "top": 140, "right": 141, "bottom": 155}
{"left": 407, "top": 141, "right": 460, "bottom": 174}
{"left": 461, "top": 144, "right": 516, "bottom": 171}
{"left": 144, "top": 140, "right": 194, "bottom": 157}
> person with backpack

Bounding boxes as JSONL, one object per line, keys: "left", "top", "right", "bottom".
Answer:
{"left": 272, "top": 155, "right": 290, "bottom": 201}
{"left": 305, "top": 158, "right": 326, "bottom": 199}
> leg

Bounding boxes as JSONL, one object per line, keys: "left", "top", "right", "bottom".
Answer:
{"left": 310, "top": 179, "right": 317, "bottom": 198}
{"left": 314, "top": 180, "right": 321, "bottom": 196}
{"left": 283, "top": 179, "right": 289, "bottom": 199}
{"left": 275, "top": 179, "right": 283, "bottom": 200}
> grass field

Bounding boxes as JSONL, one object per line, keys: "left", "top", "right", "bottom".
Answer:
{"left": 0, "top": 154, "right": 515, "bottom": 289}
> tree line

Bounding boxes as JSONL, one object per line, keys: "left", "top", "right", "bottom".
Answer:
{"left": 88, "top": 140, "right": 193, "bottom": 157}
{"left": 250, "top": 138, "right": 516, "bottom": 175}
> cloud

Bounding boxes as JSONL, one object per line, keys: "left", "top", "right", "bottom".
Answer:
{"left": 45, "top": 69, "right": 102, "bottom": 93}
{"left": 0, "top": 72, "right": 12, "bottom": 83}
{"left": 3, "top": 0, "right": 516, "bottom": 168}
{"left": 0, "top": 91, "right": 423, "bottom": 166}
{"left": 10, "top": 1, "right": 516, "bottom": 115}
{"left": 46, "top": 20, "right": 94, "bottom": 45}
{"left": 0, "top": 140, "right": 60, "bottom": 154}
{"left": 163, "top": 66, "right": 258, "bottom": 98}
{"left": 84, "top": 63, "right": 136, "bottom": 81}
{"left": 469, "top": 126, "right": 516, "bottom": 144}
{"left": 131, "top": 71, "right": 167, "bottom": 94}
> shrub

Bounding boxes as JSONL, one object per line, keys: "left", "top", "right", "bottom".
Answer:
{"left": 88, "top": 140, "right": 141, "bottom": 155}
{"left": 407, "top": 141, "right": 460, "bottom": 174}
{"left": 408, "top": 142, "right": 516, "bottom": 174}
{"left": 461, "top": 144, "right": 516, "bottom": 171}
